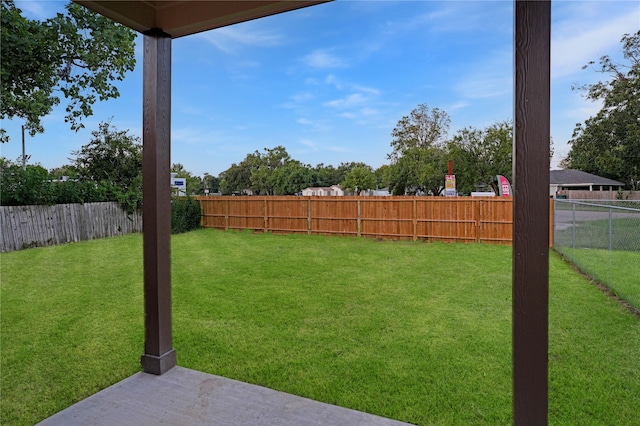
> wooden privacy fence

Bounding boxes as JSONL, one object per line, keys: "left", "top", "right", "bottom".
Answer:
{"left": 0, "top": 202, "right": 142, "bottom": 252}
{"left": 197, "top": 196, "right": 554, "bottom": 245}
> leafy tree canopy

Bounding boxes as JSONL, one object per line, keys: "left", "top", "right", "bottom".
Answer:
{"left": 0, "top": 0, "right": 136, "bottom": 142}
{"left": 313, "top": 163, "right": 340, "bottom": 187}
{"left": 562, "top": 30, "right": 640, "bottom": 189}
{"left": 250, "top": 146, "right": 292, "bottom": 195}
{"left": 447, "top": 121, "right": 513, "bottom": 195}
{"left": 386, "top": 104, "right": 451, "bottom": 195}
{"left": 70, "top": 121, "right": 142, "bottom": 212}
{"left": 386, "top": 146, "right": 447, "bottom": 196}
{"left": 202, "top": 173, "right": 220, "bottom": 194}
{"left": 341, "top": 165, "right": 376, "bottom": 195}
{"left": 388, "top": 103, "right": 450, "bottom": 162}
{"left": 272, "top": 160, "right": 315, "bottom": 195}
{"left": 72, "top": 121, "right": 141, "bottom": 189}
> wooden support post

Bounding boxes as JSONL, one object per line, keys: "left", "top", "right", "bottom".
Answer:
{"left": 513, "top": 1, "right": 550, "bottom": 424}
{"left": 141, "top": 29, "right": 176, "bottom": 375}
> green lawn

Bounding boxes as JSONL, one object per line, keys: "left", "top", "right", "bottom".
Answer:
{"left": 554, "top": 247, "right": 640, "bottom": 311}
{"left": 1, "top": 230, "right": 639, "bottom": 425}
{"left": 554, "top": 217, "right": 640, "bottom": 251}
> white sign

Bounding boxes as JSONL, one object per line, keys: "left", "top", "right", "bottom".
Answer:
{"left": 172, "top": 178, "right": 186, "bottom": 188}
{"left": 171, "top": 175, "right": 187, "bottom": 196}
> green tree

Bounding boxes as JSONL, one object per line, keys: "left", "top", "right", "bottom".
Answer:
{"left": 374, "top": 165, "right": 390, "bottom": 189}
{"left": 386, "top": 104, "right": 450, "bottom": 195}
{"left": 341, "top": 165, "right": 377, "bottom": 195}
{"left": 0, "top": 159, "right": 51, "bottom": 205}
{"left": 336, "top": 162, "right": 371, "bottom": 185}
{"left": 250, "top": 146, "right": 291, "bottom": 195}
{"left": 562, "top": 30, "right": 640, "bottom": 189}
{"left": 71, "top": 121, "right": 142, "bottom": 211}
{"left": 388, "top": 103, "right": 450, "bottom": 162}
{"left": 386, "top": 147, "right": 447, "bottom": 195}
{"left": 313, "top": 163, "right": 340, "bottom": 187}
{"left": 1, "top": 157, "right": 109, "bottom": 205}
{"left": 49, "top": 164, "right": 79, "bottom": 181}
{"left": 0, "top": 0, "right": 136, "bottom": 142}
{"left": 272, "top": 160, "right": 314, "bottom": 195}
{"left": 219, "top": 161, "right": 252, "bottom": 195}
{"left": 72, "top": 121, "right": 141, "bottom": 189}
{"left": 202, "top": 173, "right": 220, "bottom": 194}
{"left": 447, "top": 121, "right": 513, "bottom": 195}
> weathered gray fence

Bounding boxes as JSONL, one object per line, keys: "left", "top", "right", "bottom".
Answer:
{"left": 0, "top": 202, "right": 142, "bottom": 252}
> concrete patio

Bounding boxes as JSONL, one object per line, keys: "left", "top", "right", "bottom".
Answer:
{"left": 37, "top": 366, "right": 412, "bottom": 426}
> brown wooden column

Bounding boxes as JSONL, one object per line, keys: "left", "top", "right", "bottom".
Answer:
{"left": 141, "top": 28, "right": 176, "bottom": 375}
{"left": 513, "top": 1, "right": 551, "bottom": 424}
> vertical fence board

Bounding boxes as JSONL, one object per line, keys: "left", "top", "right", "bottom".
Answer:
{"left": 196, "top": 196, "right": 554, "bottom": 246}
{"left": 0, "top": 202, "right": 142, "bottom": 252}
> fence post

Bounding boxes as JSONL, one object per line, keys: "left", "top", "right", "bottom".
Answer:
{"left": 308, "top": 198, "right": 312, "bottom": 235}
{"left": 413, "top": 198, "right": 417, "bottom": 241}
{"left": 357, "top": 199, "right": 361, "bottom": 238}
{"left": 608, "top": 207, "right": 613, "bottom": 252}
{"left": 549, "top": 199, "right": 554, "bottom": 247}
{"left": 475, "top": 199, "right": 481, "bottom": 243}
{"left": 264, "top": 198, "right": 268, "bottom": 232}
{"left": 571, "top": 203, "right": 575, "bottom": 250}
{"left": 225, "top": 198, "right": 229, "bottom": 231}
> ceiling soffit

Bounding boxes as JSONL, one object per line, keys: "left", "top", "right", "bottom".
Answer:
{"left": 73, "top": 1, "right": 329, "bottom": 38}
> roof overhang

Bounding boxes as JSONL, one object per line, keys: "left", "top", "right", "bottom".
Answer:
{"left": 73, "top": 1, "right": 330, "bottom": 38}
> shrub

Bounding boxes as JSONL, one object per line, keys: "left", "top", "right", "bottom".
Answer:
{"left": 171, "top": 196, "right": 201, "bottom": 234}
{"left": 0, "top": 162, "right": 52, "bottom": 205}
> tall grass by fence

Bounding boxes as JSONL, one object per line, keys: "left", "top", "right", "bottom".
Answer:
{"left": 197, "top": 196, "right": 554, "bottom": 245}
{"left": 554, "top": 199, "right": 640, "bottom": 310}
{"left": 0, "top": 202, "right": 142, "bottom": 252}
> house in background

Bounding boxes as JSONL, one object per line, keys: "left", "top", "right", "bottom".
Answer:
{"left": 301, "top": 185, "right": 344, "bottom": 196}
{"left": 550, "top": 169, "right": 625, "bottom": 199}
{"left": 362, "top": 188, "right": 391, "bottom": 196}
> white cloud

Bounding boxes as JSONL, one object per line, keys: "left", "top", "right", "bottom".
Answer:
{"left": 297, "top": 117, "right": 329, "bottom": 132}
{"left": 447, "top": 101, "right": 470, "bottom": 112}
{"left": 552, "top": 10, "right": 640, "bottom": 80}
{"left": 326, "top": 145, "right": 350, "bottom": 153}
{"left": 280, "top": 92, "right": 315, "bottom": 111}
{"left": 172, "top": 126, "right": 226, "bottom": 146}
{"left": 298, "top": 139, "right": 350, "bottom": 154}
{"left": 382, "top": 2, "right": 510, "bottom": 37}
{"left": 324, "top": 93, "right": 368, "bottom": 109}
{"left": 299, "top": 139, "right": 318, "bottom": 150}
{"left": 196, "top": 25, "right": 283, "bottom": 54}
{"left": 325, "top": 74, "right": 343, "bottom": 89}
{"left": 353, "top": 85, "right": 381, "bottom": 96}
{"left": 292, "top": 93, "right": 314, "bottom": 103}
{"left": 455, "top": 75, "right": 512, "bottom": 100}
{"left": 303, "top": 50, "right": 348, "bottom": 68}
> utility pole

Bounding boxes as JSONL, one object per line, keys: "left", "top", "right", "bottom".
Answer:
{"left": 21, "top": 125, "right": 26, "bottom": 170}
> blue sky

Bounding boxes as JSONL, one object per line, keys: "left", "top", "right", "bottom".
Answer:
{"left": 2, "top": 1, "right": 639, "bottom": 177}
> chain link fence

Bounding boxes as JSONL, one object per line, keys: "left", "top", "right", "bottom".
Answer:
{"left": 554, "top": 200, "right": 640, "bottom": 311}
